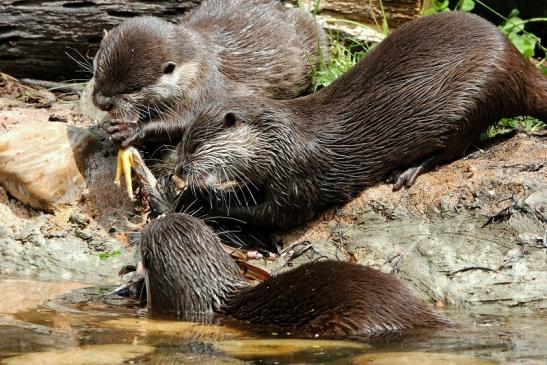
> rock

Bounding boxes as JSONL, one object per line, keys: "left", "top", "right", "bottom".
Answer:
{"left": 0, "top": 225, "right": 12, "bottom": 238}
{"left": 75, "top": 229, "right": 94, "bottom": 241}
{"left": 523, "top": 188, "right": 547, "bottom": 222}
{"left": 0, "top": 122, "right": 98, "bottom": 212}
{"left": 69, "top": 211, "right": 90, "bottom": 228}
{"left": 79, "top": 81, "right": 109, "bottom": 124}
{"left": 0, "top": 235, "right": 135, "bottom": 283}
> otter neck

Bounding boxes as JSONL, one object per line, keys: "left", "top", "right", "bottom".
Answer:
{"left": 144, "top": 216, "right": 247, "bottom": 316}
{"left": 165, "top": 26, "right": 226, "bottom": 118}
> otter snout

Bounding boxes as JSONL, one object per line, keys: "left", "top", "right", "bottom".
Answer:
{"left": 93, "top": 91, "right": 115, "bottom": 112}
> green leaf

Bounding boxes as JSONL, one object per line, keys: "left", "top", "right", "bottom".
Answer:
{"left": 459, "top": 0, "right": 475, "bottom": 12}
{"left": 99, "top": 250, "right": 122, "bottom": 261}
{"left": 500, "top": 17, "right": 525, "bottom": 34}
{"left": 508, "top": 33, "right": 537, "bottom": 58}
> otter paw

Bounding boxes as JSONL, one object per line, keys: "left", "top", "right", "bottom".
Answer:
{"left": 120, "top": 130, "right": 147, "bottom": 148}
{"left": 392, "top": 166, "right": 424, "bottom": 191}
{"left": 110, "top": 131, "right": 136, "bottom": 145}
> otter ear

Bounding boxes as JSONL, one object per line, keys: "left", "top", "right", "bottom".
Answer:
{"left": 103, "top": 29, "right": 108, "bottom": 38}
{"left": 163, "top": 62, "right": 177, "bottom": 74}
{"left": 223, "top": 112, "right": 238, "bottom": 128}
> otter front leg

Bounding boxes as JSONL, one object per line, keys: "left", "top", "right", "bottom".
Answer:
{"left": 120, "top": 121, "right": 187, "bottom": 148}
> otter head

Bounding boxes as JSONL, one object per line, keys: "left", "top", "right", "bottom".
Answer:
{"left": 175, "top": 99, "right": 287, "bottom": 194}
{"left": 92, "top": 16, "right": 201, "bottom": 121}
{"left": 141, "top": 213, "right": 245, "bottom": 318}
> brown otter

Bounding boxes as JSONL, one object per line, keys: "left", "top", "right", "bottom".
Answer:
{"left": 91, "top": 0, "right": 329, "bottom": 147}
{"left": 173, "top": 11, "right": 547, "bottom": 229}
{"left": 141, "top": 213, "right": 453, "bottom": 336}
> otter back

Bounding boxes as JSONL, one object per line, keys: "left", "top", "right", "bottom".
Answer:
{"left": 175, "top": 11, "right": 547, "bottom": 229}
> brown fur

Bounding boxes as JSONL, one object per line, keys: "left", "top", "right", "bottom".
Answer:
{"left": 91, "top": 0, "right": 329, "bottom": 146}
{"left": 141, "top": 213, "right": 453, "bottom": 336}
{"left": 174, "top": 11, "right": 547, "bottom": 229}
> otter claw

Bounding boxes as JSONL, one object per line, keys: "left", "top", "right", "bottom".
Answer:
{"left": 115, "top": 148, "right": 137, "bottom": 199}
{"left": 392, "top": 167, "right": 422, "bottom": 191}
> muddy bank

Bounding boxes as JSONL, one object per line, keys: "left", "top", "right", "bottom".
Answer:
{"left": 258, "top": 133, "right": 547, "bottom": 311}
{"left": 0, "top": 75, "right": 137, "bottom": 283}
{"left": 0, "top": 75, "right": 545, "bottom": 309}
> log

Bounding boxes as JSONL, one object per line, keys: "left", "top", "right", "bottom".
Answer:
{"left": 294, "top": 0, "right": 430, "bottom": 29}
{"left": 0, "top": 0, "right": 428, "bottom": 80}
{"left": 0, "top": 0, "right": 202, "bottom": 81}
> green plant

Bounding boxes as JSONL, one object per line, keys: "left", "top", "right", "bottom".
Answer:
{"left": 423, "top": 0, "right": 450, "bottom": 15}
{"left": 486, "top": 117, "right": 546, "bottom": 138}
{"left": 498, "top": 10, "right": 544, "bottom": 59}
{"left": 312, "top": 35, "right": 370, "bottom": 90}
{"left": 456, "top": 0, "right": 475, "bottom": 12}
{"left": 98, "top": 250, "right": 121, "bottom": 261}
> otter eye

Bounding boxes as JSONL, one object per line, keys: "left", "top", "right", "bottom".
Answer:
{"left": 189, "top": 142, "right": 200, "bottom": 154}
{"left": 223, "top": 112, "right": 237, "bottom": 128}
{"left": 163, "top": 62, "right": 177, "bottom": 74}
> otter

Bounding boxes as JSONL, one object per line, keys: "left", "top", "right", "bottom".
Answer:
{"left": 141, "top": 213, "right": 453, "bottom": 336}
{"left": 172, "top": 11, "right": 547, "bottom": 229}
{"left": 91, "top": 0, "right": 329, "bottom": 147}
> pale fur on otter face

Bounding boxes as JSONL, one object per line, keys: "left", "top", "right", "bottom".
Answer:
{"left": 91, "top": 16, "right": 202, "bottom": 121}
{"left": 176, "top": 103, "right": 280, "bottom": 191}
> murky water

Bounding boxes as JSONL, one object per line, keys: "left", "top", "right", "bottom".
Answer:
{"left": 0, "top": 279, "right": 545, "bottom": 365}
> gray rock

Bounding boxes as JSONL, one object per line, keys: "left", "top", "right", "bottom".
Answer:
{"left": 69, "top": 212, "right": 91, "bottom": 228}
{"left": 523, "top": 188, "right": 547, "bottom": 222}
{"left": 75, "top": 229, "right": 94, "bottom": 241}
{"left": 0, "top": 225, "right": 12, "bottom": 238}
{"left": 0, "top": 235, "right": 136, "bottom": 283}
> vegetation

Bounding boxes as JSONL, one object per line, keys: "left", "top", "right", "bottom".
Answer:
{"left": 310, "top": 0, "right": 546, "bottom": 136}
{"left": 98, "top": 250, "right": 121, "bottom": 260}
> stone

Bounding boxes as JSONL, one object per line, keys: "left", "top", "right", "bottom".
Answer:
{"left": 523, "top": 188, "right": 547, "bottom": 222}
{"left": 0, "top": 122, "right": 98, "bottom": 212}
{"left": 69, "top": 211, "right": 90, "bottom": 228}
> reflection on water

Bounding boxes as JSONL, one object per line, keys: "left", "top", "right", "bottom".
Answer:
{"left": 0, "top": 279, "right": 545, "bottom": 364}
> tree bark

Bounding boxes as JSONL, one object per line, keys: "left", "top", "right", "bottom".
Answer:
{"left": 295, "top": 0, "right": 429, "bottom": 28}
{"left": 0, "top": 0, "right": 202, "bottom": 81}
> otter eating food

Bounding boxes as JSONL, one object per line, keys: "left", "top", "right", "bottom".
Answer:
{"left": 174, "top": 11, "right": 547, "bottom": 229}
{"left": 91, "top": 0, "right": 329, "bottom": 148}
{"left": 141, "top": 213, "right": 454, "bottom": 337}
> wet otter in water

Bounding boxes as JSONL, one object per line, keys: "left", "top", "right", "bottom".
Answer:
{"left": 141, "top": 213, "right": 453, "bottom": 336}
{"left": 91, "top": 0, "right": 328, "bottom": 147}
{"left": 173, "top": 11, "right": 547, "bottom": 229}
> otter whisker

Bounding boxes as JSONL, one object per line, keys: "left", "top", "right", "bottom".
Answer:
{"left": 65, "top": 47, "right": 94, "bottom": 73}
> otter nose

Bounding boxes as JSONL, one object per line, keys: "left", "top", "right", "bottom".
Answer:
{"left": 94, "top": 91, "right": 115, "bottom": 112}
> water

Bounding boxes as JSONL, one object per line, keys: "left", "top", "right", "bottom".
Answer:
{"left": 0, "top": 279, "right": 545, "bottom": 365}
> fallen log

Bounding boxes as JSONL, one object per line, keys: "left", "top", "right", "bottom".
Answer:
{"left": 0, "top": 0, "right": 201, "bottom": 80}
{"left": 0, "top": 0, "right": 429, "bottom": 80}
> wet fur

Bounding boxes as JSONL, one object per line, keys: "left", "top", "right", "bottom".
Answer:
{"left": 177, "top": 12, "right": 547, "bottom": 229}
{"left": 91, "top": 0, "right": 329, "bottom": 146}
{"left": 142, "top": 213, "right": 453, "bottom": 336}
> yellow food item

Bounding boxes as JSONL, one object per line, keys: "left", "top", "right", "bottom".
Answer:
{"left": 114, "top": 148, "right": 135, "bottom": 198}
